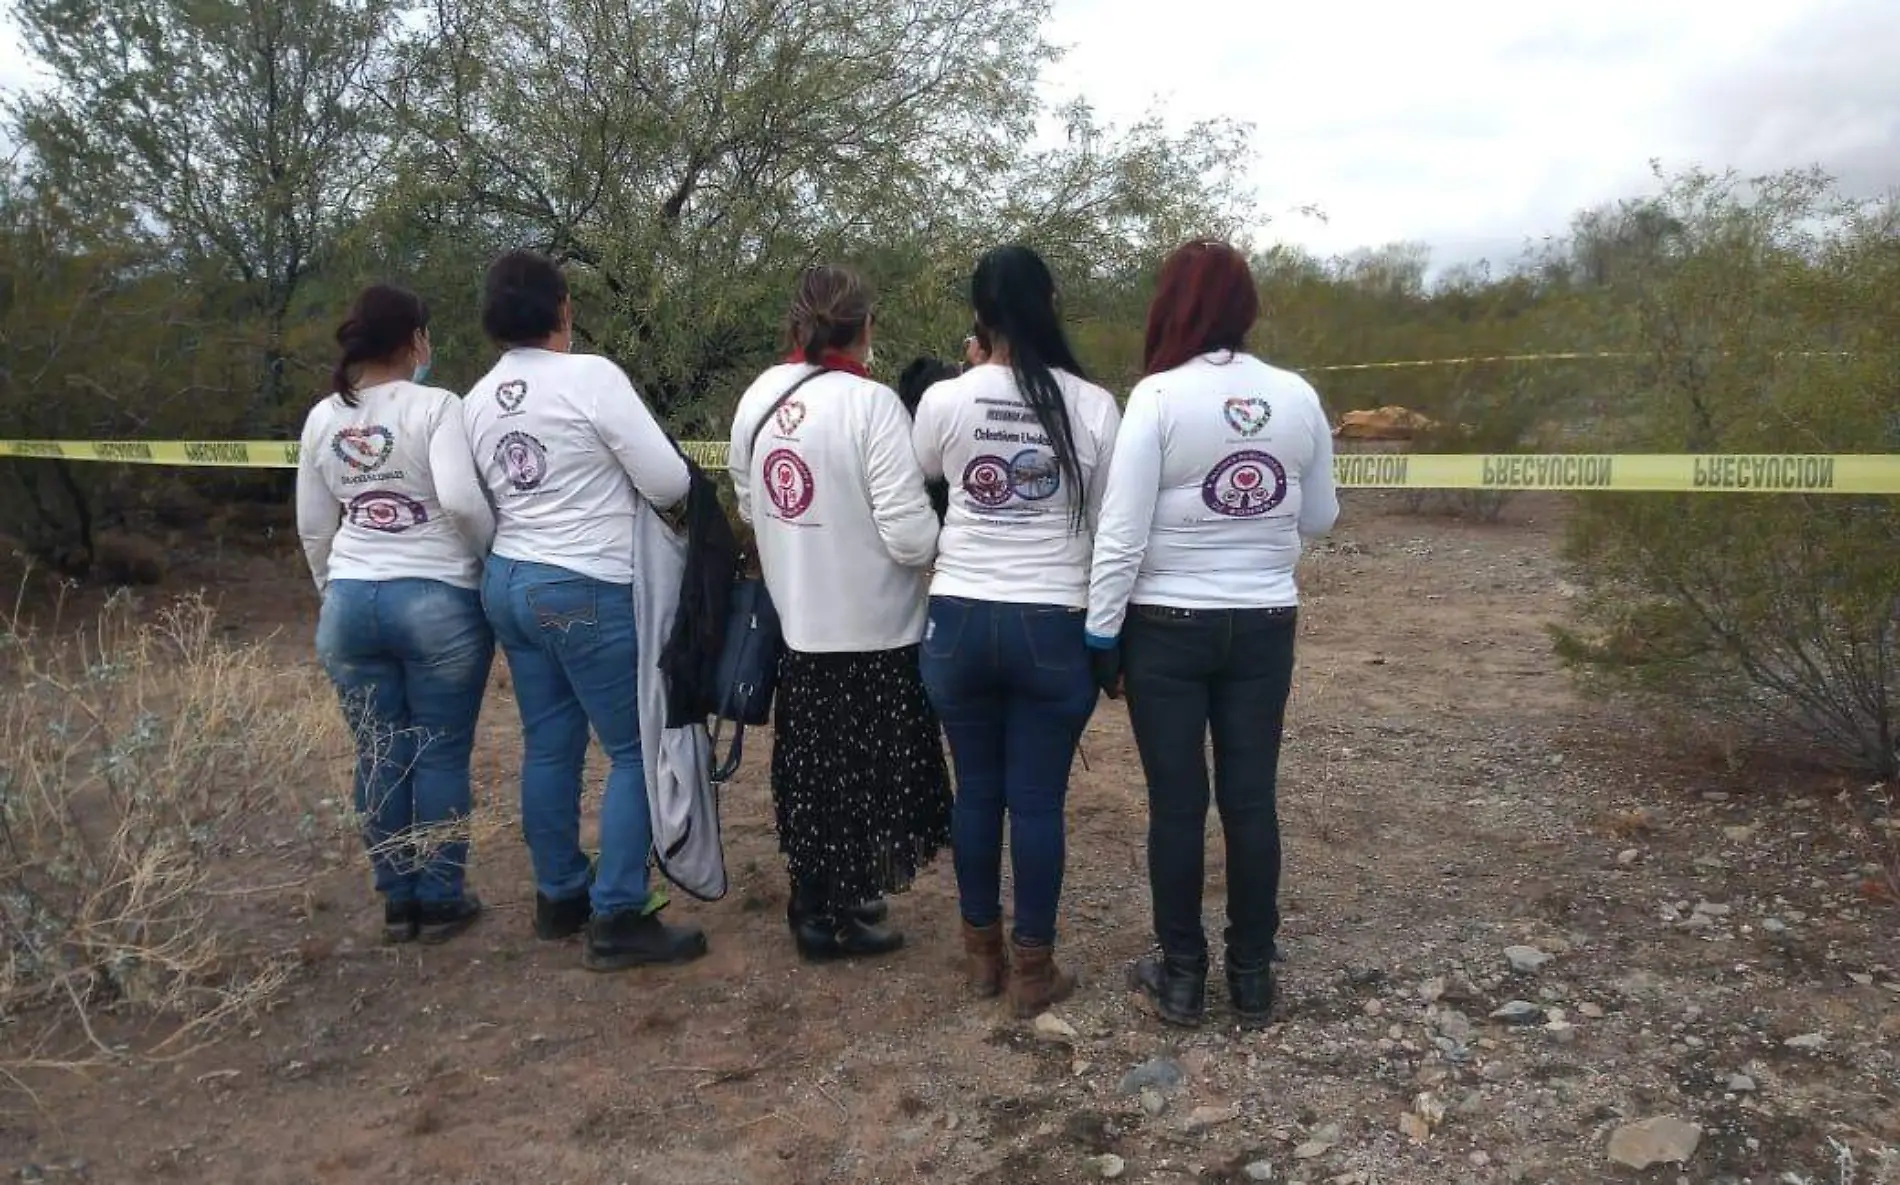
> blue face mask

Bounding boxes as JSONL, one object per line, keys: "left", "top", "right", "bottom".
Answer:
{"left": 412, "top": 361, "right": 432, "bottom": 384}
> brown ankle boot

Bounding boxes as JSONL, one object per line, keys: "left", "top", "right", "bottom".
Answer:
{"left": 961, "top": 920, "right": 1007, "bottom": 998}
{"left": 1007, "top": 937, "right": 1076, "bottom": 1018}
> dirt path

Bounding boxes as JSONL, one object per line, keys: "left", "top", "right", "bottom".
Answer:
{"left": 5, "top": 498, "right": 1896, "bottom": 1184}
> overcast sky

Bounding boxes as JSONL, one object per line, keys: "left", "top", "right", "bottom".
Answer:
{"left": 2, "top": 1, "right": 1895, "bottom": 272}
{"left": 1045, "top": 0, "right": 1900, "bottom": 268}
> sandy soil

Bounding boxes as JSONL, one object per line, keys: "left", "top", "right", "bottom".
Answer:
{"left": 4, "top": 495, "right": 1896, "bottom": 1185}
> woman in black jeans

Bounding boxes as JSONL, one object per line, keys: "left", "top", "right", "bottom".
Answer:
{"left": 1084, "top": 240, "right": 1339, "bottom": 1028}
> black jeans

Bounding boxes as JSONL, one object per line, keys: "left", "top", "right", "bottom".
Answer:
{"left": 1123, "top": 605, "right": 1296, "bottom": 967}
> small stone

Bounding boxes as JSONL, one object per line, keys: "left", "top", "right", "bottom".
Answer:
{"left": 1414, "top": 1092, "right": 1446, "bottom": 1124}
{"left": 1607, "top": 1117, "right": 1702, "bottom": 1168}
{"left": 1504, "top": 945, "right": 1554, "bottom": 974}
{"left": 1702, "top": 791, "right": 1729, "bottom": 802}
{"left": 1292, "top": 1140, "right": 1332, "bottom": 1161}
{"left": 1118, "top": 1057, "right": 1185, "bottom": 1095}
{"left": 1434, "top": 1009, "right": 1473, "bottom": 1043}
{"left": 1617, "top": 848, "right": 1641, "bottom": 865}
{"left": 1399, "top": 1112, "right": 1431, "bottom": 1143}
{"left": 1140, "top": 1088, "right": 1168, "bottom": 1117}
{"left": 1186, "top": 1104, "right": 1238, "bottom": 1131}
{"left": 1727, "top": 1073, "right": 1757, "bottom": 1093}
{"left": 1362, "top": 999, "right": 1384, "bottom": 1017}
{"left": 1469, "top": 1151, "right": 1491, "bottom": 1168}
{"left": 1578, "top": 1002, "right": 1606, "bottom": 1019}
{"left": 1489, "top": 1000, "right": 1544, "bottom": 1025}
{"left": 1723, "top": 824, "right": 1759, "bottom": 842}
{"left": 1092, "top": 1153, "right": 1127, "bottom": 1180}
{"left": 1243, "top": 1162, "right": 1276, "bottom": 1182}
{"left": 1545, "top": 1021, "right": 1578, "bottom": 1045}
{"left": 1033, "top": 1013, "right": 1078, "bottom": 1042}
{"left": 1783, "top": 1032, "right": 1827, "bottom": 1051}
{"left": 1681, "top": 912, "right": 1715, "bottom": 931}
{"left": 1072, "top": 1059, "right": 1092, "bottom": 1076}
{"left": 1692, "top": 901, "right": 1732, "bottom": 917}
{"left": 1849, "top": 972, "right": 1874, "bottom": 986}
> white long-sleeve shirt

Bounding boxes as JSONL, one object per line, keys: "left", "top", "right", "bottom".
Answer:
{"left": 296, "top": 380, "right": 494, "bottom": 592}
{"left": 1086, "top": 352, "right": 1338, "bottom": 642}
{"left": 463, "top": 348, "right": 689, "bottom": 585}
{"left": 729, "top": 362, "right": 938, "bottom": 653}
{"left": 912, "top": 363, "right": 1121, "bottom": 607}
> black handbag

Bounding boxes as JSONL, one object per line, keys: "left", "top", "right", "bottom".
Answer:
{"left": 710, "top": 367, "right": 829, "bottom": 784}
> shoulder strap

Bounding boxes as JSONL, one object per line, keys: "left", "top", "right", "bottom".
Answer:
{"left": 747, "top": 365, "right": 831, "bottom": 459}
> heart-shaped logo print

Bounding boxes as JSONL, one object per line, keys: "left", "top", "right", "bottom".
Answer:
{"left": 332, "top": 425, "right": 395, "bottom": 472}
{"left": 496, "top": 380, "right": 528, "bottom": 412}
{"left": 1224, "top": 397, "right": 1271, "bottom": 437}
{"left": 776, "top": 400, "right": 807, "bottom": 435}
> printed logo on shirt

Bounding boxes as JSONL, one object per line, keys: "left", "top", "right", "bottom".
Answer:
{"left": 332, "top": 425, "right": 395, "bottom": 473}
{"left": 962, "top": 454, "right": 1014, "bottom": 508}
{"left": 775, "top": 400, "right": 807, "bottom": 436}
{"left": 762, "top": 448, "right": 815, "bottom": 520}
{"left": 495, "top": 430, "right": 550, "bottom": 492}
{"left": 346, "top": 490, "right": 429, "bottom": 533}
{"left": 496, "top": 380, "right": 528, "bottom": 414}
{"left": 1223, "top": 397, "right": 1271, "bottom": 438}
{"left": 1008, "top": 448, "right": 1061, "bottom": 501}
{"left": 1201, "top": 450, "right": 1288, "bottom": 518}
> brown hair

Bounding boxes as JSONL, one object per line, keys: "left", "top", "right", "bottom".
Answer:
{"left": 333, "top": 284, "right": 429, "bottom": 407}
{"left": 1143, "top": 239, "right": 1260, "bottom": 376}
{"left": 786, "top": 264, "right": 874, "bottom": 364}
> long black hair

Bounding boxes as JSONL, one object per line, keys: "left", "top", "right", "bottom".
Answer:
{"left": 970, "top": 245, "right": 1090, "bottom": 532}
{"left": 332, "top": 285, "right": 429, "bottom": 407}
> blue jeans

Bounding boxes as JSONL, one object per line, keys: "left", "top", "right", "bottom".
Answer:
{"left": 316, "top": 579, "right": 493, "bottom": 904}
{"left": 483, "top": 556, "right": 652, "bottom": 916}
{"left": 919, "top": 597, "right": 1097, "bottom": 945}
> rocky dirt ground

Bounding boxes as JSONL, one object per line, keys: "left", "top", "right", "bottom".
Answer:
{"left": 4, "top": 494, "right": 1897, "bottom": 1185}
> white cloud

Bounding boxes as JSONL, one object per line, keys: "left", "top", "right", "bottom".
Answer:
{"left": 1043, "top": 0, "right": 1900, "bottom": 265}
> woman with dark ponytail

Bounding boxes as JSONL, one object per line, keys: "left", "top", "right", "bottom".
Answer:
{"left": 727, "top": 263, "right": 951, "bottom": 962}
{"left": 910, "top": 245, "right": 1122, "bottom": 1016}
{"left": 296, "top": 284, "right": 496, "bottom": 945}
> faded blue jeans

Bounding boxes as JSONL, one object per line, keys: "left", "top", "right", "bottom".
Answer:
{"left": 483, "top": 556, "right": 653, "bottom": 917}
{"left": 920, "top": 597, "right": 1098, "bottom": 945}
{"left": 316, "top": 578, "right": 493, "bottom": 904}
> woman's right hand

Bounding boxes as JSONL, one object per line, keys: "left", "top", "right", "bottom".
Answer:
{"left": 1089, "top": 645, "right": 1123, "bottom": 700}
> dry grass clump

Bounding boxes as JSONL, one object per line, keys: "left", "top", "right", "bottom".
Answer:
{"left": 0, "top": 581, "right": 344, "bottom": 1074}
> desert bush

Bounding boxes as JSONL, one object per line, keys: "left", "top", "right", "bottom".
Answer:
{"left": 1555, "top": 169, "right": 1900, "bottom": 779}
{"left": 0, "top": 585, "right": 344, "bottom": 1068}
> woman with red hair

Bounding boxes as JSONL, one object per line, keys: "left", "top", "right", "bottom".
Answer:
{"left": 1085, "top": 239, "right": 1339, "bottom": 1029}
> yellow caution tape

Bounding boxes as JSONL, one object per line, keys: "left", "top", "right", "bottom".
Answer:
{"left": 4, "top": 439, "right": 1896, "bottom": 493}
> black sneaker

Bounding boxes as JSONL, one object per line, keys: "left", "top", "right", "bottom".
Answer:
{"left": 383, "top": 899, "right": 420, "bottom": 945}
{"left": 417, "top": 895, "right": 484, "bottom": 945}
{"left": 583, "top": 907, "right": 709, "bottom": 972}
{"left": 535, "top": 891, "right": 593, "bottom": 941}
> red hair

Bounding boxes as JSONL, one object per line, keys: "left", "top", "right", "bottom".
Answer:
{"left": 1142, "top": 239, "right": 1260, "bottom": 376}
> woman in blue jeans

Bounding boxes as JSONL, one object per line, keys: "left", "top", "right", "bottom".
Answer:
{"left": 911, "top": 245, "right": 1122, "bottom": 1015}
{"left": 296, "top": 284, "right": 496, "bottom": 944}
{"left": 461, "top": 250, "right": 705, "bottom": 973}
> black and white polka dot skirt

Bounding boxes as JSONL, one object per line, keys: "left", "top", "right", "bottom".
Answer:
{"left": 770, "top": 644, "right": 951, "bottom": 915}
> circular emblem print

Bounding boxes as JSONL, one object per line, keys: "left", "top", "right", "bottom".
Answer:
{"left": 1008, "top": 448, "right": 1061, "bottom": 501}
{"left": 1201, "top": 450, "right": 1288, "bottom": 518}
{"left": 346, "top": 490, "right": 428, "bottom": 533}
{"left": 962, "top": 454, "right": 1013, "bottom": 508}
{"left": 495, "top": 430, "right": 548, "bottom": 491}
{"left": 762, "top": 448, "right": 815, "bottom": 519}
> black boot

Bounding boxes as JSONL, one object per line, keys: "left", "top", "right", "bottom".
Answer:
{"left": 534, "top": 890, "right": 592, "bottom": 941}
{"left": 417, "top": 894, "right": 484, "bottom": 945}
{"left": 846, "top": 898, "right": 889, "bottom": 925}
{"left": 383, "top": 898, "right": 420, "bottom": 945}
{"left": 1128, "top": 949, "right": 1208, "bottom": 1027}
{"left": 583, "top": 905, "right": 708, "bottom": 972}
{"left": 788, "top": 881, "right": 903, "bottom": 963}
{"left": 1227, "top": 955, "right": 1277, "bottom": 1030}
